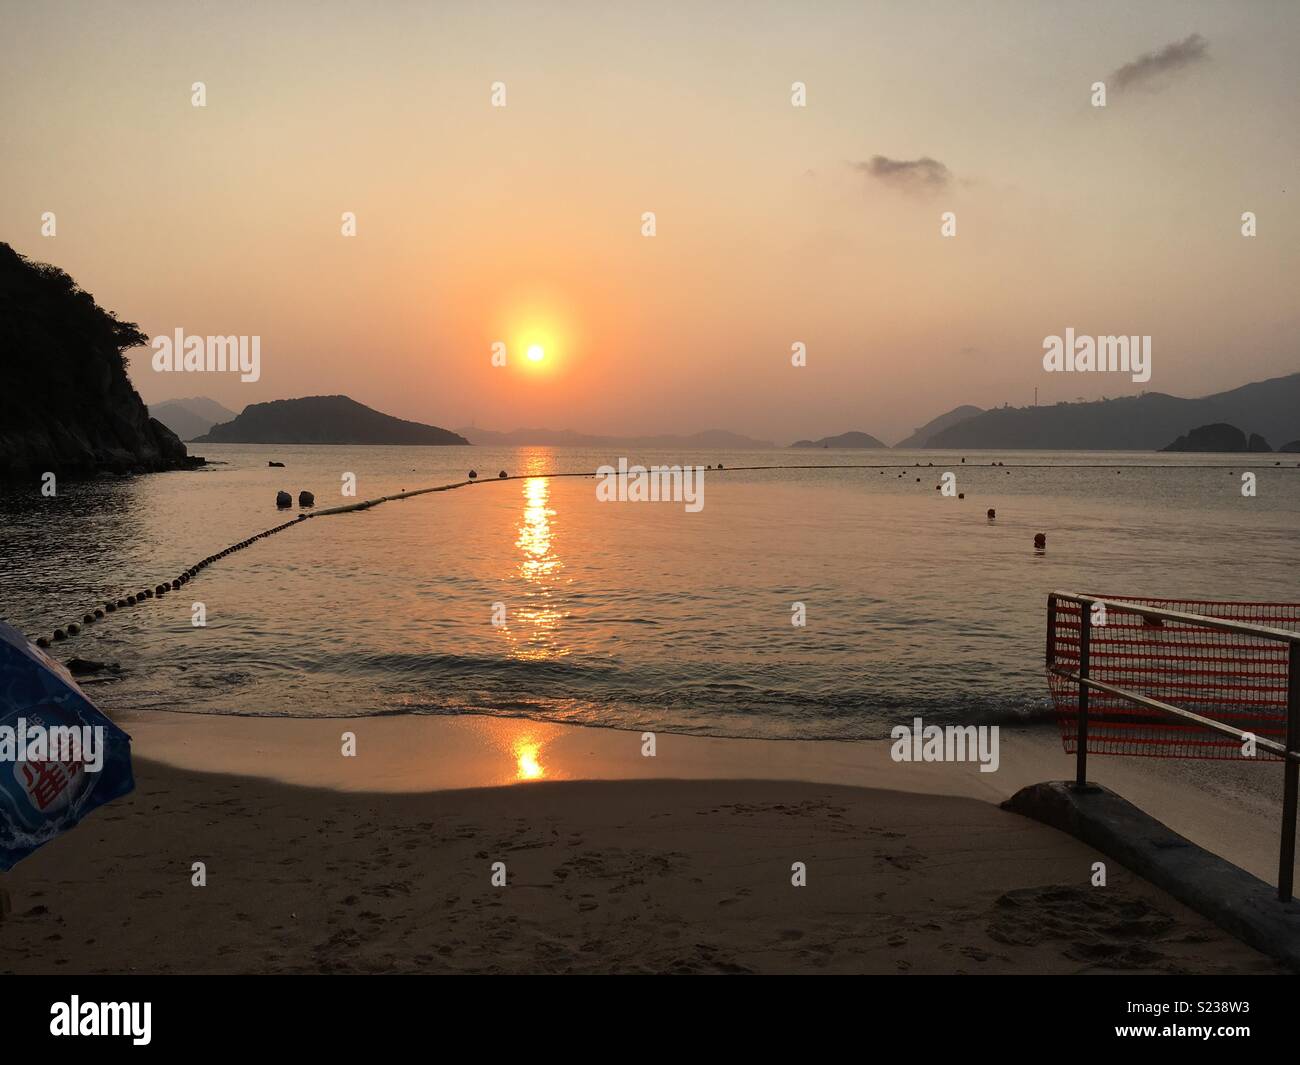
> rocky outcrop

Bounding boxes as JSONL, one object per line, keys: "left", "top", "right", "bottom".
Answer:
{"left": 0, "top": 243, "right": 200, "bottom": 479}
{"left": 1161, "top": 423, "right": 1271, "bottom": 453}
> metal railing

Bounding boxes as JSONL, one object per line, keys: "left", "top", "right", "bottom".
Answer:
{"left": 1047, "top": 591, "right": 1300, "bottom": 902}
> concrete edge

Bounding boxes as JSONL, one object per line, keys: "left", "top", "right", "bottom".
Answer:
{"left": 1002, "top": 780, "right": 1300, "bottom": 972}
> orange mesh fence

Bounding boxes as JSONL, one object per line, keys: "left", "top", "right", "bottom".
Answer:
{"left": 1047, "top": 595, "right": 1300, "bottom": 760}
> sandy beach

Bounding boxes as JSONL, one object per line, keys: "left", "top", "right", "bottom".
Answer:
{"left": 0, "top": 714, "right": 1283, "bottom": 974}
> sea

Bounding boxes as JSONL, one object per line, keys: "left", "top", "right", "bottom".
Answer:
{"left": 1, "top": 445, "right": 1296, "bottom": 741}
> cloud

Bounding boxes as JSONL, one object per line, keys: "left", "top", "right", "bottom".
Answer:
{"left": 1111, "top": 33, "right": 1209, "bottom": 92}
{"left": 856, "top": 155, "right": 951, "bottom": 195}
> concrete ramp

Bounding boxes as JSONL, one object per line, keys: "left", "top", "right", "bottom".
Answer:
{"left": 1004, "top": 781, "right": 1300, "bottom": 972}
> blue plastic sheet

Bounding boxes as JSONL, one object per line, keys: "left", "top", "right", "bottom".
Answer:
{"left": 0, "top": 620, "right": 134, "bottom": 871}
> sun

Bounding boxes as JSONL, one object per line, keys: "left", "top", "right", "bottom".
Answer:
{"left": 526, "top": 344, "right": 545, "bottom": 363}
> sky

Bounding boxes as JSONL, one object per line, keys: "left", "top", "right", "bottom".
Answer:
{"left": 1, "top": 0, "right": 1296, "bottom": 445}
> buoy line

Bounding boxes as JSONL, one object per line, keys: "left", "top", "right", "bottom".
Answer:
{"left": 28, "top": 457, "right": 1299, "bottom": 648}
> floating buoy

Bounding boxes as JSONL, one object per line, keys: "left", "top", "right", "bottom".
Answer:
{"left": 717, "top": 463, "right": 724, "bottom": 469}
{"left": 82, "top": 614, "right": 95, "bottom": 624}
{"left": 1034, "top": 532, "right": 1046, "bottom": 550}
{"left": 468, "top": 470, "right": 478, "bottom": 480}
{"left": 269, "top": 461, "right": 285, "bottom": 467}
{"left": 94, "top": 609, "right": 104, "bottom": 619}
{"left": 276, "top": 490, "right": 292, "bottom": 507}
{"left": 67, "top": 623, "right": 80, "bottom": 636}
{"left": 53, "top": 628, "right": 67, "bottom": 641}
{"left": 498, "top": 470, "right": 508, "bottom": 478}
{"left": 299, "top": 490, "right": 315, "bottom": 507}
{"left": 958, "top": 493, "right": 964, "bottom": 499}
{"left": 987, "top": 508, "right": 996, "bottom": 519}
{"left": 36, "top": 636, "right": 51, "bottom": 648}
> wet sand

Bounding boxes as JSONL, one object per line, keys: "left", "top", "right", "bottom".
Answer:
{"left": 0, "top": 713, "right": 1283, "bottom": 974}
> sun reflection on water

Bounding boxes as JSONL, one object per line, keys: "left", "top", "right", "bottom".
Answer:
{"left": 500, "top": 474, "right": 569, "bottom": 661}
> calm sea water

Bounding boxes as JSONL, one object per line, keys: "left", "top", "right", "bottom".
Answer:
{"left": 1, "top": 445, "right": 1296, "bottom": 740}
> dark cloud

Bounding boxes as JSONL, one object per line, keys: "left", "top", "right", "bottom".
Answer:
{"left": 1111, "top": 33, "right": 1209, "bottom": 92}
{"left": 856, "top": 155, "right": 951, "bottom": 195}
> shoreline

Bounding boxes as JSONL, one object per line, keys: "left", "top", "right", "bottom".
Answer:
{"left": 0, "top": 710, "right": 1287, "bottom": 974}
{"left": 113, "top": 710, "right": 1296, "bottom": 884}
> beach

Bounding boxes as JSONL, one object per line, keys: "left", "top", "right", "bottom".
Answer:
{"left": 0, "top": 713, "right": 1283, "bottom": 974}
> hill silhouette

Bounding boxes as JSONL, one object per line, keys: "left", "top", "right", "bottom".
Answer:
{"left": 789, "top": 431, "right": 887, "bottom": 449}
{"left": 925, "top": 374, "right": 1300, "bottom": 450}
{"left": 893, "top": 405, "right": 983, "bottom": 448}
{"left": 149, "top": 396, "right": 239, "bottom": 441}
{"left": 194, "top": 396, "right": 469, "bottom": 445}
{"left": 0, "top": 242, "right": 194, "bottom": 478}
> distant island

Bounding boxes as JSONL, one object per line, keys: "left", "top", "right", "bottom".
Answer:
{"left": 789, "top": 431, "right": 887, "bottom": 449}
{"left": 149, "top": 396, "right": 239, "bottom": 441}
{"left": 458, "top": 427, "right": 775, "bottom": 449}
{"left": 920, "top": 374, "right": 1300, "bottom": 451}
{"left": 0, "top": 243, "right": 196, "bottom": 479}
{"left": 194, "top": 396, "right": 469, "bottom": 445}
{"left": 1161, "top": 423, "right": 1273, "bottom": 453}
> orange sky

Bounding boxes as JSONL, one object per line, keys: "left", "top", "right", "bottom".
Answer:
{"left": 1, "top": 1, "right": 1296, "bottom": 443}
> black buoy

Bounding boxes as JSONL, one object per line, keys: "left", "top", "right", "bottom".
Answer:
{"left": 717, "top": 463, "right": 725, "bottom": 469}
{"left": 299, "top": 490, "right": 315, "bottom": 507}
{"left": 468, "top": 470, "right": 478, "bottom": 480}
{"left": 958, "top": 493, "right": 965, "bottom": 499}
{"left": 276, "top": 490, "right": 292, "bottom": 507}
{"left": 498, "top": 470, "right": 508, "bottom": 478}
{"left": 987, "top": 508, "right": 996, "bottom": 519}
{"left": 67, "top": 623, "right": 80, "bottom": 636}
{"left": 94, "top": 609, "right": 104, "bottom": 619}
{"left": 53, "top": 628, "right": 67, "bottom": 641}
{"left": 83, "top": 613, "right": 95, "bottom": 624}
{"left": 269, "top": 460, "right": 285, "bottom": 467}
{"left": 1034, "top": 532, "right": 1046, "bottom": 550}
{"left": 36, "top": 636, "right": 51, "bottom": 649}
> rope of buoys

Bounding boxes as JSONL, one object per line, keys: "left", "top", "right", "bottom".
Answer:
{"left": 34, "top": 515, "right": 308, "bottom": 649}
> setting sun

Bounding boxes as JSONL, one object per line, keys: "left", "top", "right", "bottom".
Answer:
{"left": 526, "top": 344, "right": 545, "bottom": 362}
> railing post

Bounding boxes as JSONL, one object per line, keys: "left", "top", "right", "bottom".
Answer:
{"left": 1074, "top": 599, "right": 1091, "bottom": 790}
{"left": 1046, "top": 594, "right": 1057, "bottom": 669}
{"left": 1279, "top": 646, "right": 1300, "bottom": 902}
